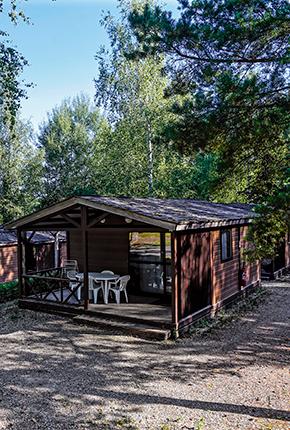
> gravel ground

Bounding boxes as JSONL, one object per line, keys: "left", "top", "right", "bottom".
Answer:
{"left": 0, "top": 278, "right": 289, "bottom": 430}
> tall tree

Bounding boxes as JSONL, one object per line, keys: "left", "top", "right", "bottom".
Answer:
{"left": 39, "top": 95, "right": 110, "bottom": 205}
{"left": 0, "top": 0, "right": 37, "bottom": 223}
{"left": 0, "top": 0, "right": 30, "bottom": 122}
{"left": 0, "top": 115, "right": 44, "bottom": 223}
{"left": 95, "top": 0, "right": 214, "bottom": 198}
{"left": 128, "top": 0, "right": 290, "bottom": 258}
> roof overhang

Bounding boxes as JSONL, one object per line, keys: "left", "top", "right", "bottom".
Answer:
{"left": 4, "top": 197, "right": 177, "bottom": 231}
{"left": 176, "top": 218, "right": 253, "bottom": 231}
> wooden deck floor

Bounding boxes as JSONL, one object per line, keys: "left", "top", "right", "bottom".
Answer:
{"left": 26, "top": 290, "right": 172, "bottom": 328}
{"left": 88, "top": 301, "right": 171, "bottom": 326}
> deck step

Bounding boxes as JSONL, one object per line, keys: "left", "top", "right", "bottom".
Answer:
{"left": 73, "top": 314, "right": 172, "bottom": 341}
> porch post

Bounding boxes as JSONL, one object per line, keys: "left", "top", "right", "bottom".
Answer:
{"left": 17, "top": 229, "right": 24, "bottom": 297}
{"left": 171, "top": 232, "right": 180, "bottom": 335}
{"left": 81, "top": 206, "right": 89, "bottom": 310}
{"left": 160, "top": 232, "right": 167, "bottom": 295}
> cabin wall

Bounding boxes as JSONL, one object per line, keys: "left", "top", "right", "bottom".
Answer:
{"left": 211, "top": 227, "right": 240, "bottom": 304}
{"left": 69, "top": 229, "right": 129, "bottom": 275}
{"left": 176, "top": 225, "right": 262, "bottom": 333}
{"left": 179, "top": 231, "right": 211, "bottom": 319}
{"left": 27, "top": 243, "right": 55, "bottom": 272}
{"left": 59, "top": 241, "right": 67, "bottom": 266}
{"left": 0, "top": 245, "right": 18, "bottom": 283}
{"left": 0, "top": 241, "right": 66, "bottom": 283}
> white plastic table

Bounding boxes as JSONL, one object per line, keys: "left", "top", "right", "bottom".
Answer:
{"left": 76, "top": 272, "right": 119, "bottom": 304}
{"left": 93, "top": 273, "right": 119, "bottom": 304}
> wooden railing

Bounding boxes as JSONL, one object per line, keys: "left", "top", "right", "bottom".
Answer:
{"left": 23, "top": 268, "right": 83, "bottom": 305}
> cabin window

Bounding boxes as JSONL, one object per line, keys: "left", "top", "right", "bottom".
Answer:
{"left": 221, "top": 229, "right": 233, "bottom": 262}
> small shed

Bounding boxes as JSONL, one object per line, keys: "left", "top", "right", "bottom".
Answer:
{"left": 6, "top": 196, "right": 262, "bottom": 337}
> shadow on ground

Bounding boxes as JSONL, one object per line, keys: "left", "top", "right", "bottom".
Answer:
{"left": 0, "top": 281, "right": 289, "bottom": 429}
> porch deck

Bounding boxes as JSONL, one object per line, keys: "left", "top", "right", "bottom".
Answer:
{"left": 21, "top": 291, "right": 172, "bottom": 330}
{"left": 88, "top": 301, "right": 171, "bottom": 327}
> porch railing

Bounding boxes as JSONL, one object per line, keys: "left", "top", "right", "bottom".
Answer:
{"left": 22, "top": 267, "right": 83, "bottom": 305}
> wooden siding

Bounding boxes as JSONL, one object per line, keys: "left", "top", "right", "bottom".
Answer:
{"left": 69, "top": 229, "right": 129, "bottom": 275}
{"left": 211, "top": 227, "right": 240, "bottom": 304}
{"left": 179, "top": 232, "right": 211, "bottom": 319}
{"left": 0, "top": 245, "right": 18, "bottom": 283}
{"left": 59, "top": 242, "right": 67, "bottom": 266}
{"left": 0, "top": 242, "right": 67, "bottom": 283}
{"left": 240, "top": 226, "right": 261, "bottom": 286}
{"left": 26, "top": 243, "right": 54, "bottom": 272}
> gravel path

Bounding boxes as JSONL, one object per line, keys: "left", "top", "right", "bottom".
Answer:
{"left": 0, "top": 278, "right": 289, "bottom": 430}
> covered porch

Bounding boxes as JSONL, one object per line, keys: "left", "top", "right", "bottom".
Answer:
{"left": 8, "top": 196, "right": 175, "bottom": 335}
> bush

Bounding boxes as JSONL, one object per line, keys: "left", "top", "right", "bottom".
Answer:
{"left": 0, "top": 280, "right": 20, "bottom": 303}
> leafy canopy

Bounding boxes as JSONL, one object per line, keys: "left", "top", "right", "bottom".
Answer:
{"left": 39, "top": 95, "right": 110, "bottom": 205}
{"left": 128, "top": 0, "right": 290, "bottom": 259}
{"left": 95, "top": 0, "right": 219, "bottom": 199}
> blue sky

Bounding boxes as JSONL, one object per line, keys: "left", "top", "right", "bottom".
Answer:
{"left": 2, "top": 0, "right": 178, "bottom": 130}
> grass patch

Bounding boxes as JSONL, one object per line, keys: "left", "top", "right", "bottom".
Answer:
{"left": 0, "top": 280, "right": 19, "bottom": 303}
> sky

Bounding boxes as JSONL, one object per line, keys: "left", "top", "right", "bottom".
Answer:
{"left": 2, "top": 0, "right": 179, "bottom": 131}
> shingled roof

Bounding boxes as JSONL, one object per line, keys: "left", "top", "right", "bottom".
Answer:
{"left": 5, "top": 196, "right": 256, "bottom": 231}
{"left": 0, "top": 228, "right": 66, "bottom": 247}
{"left": 81, "top": 196, "right": 255, "bottom": 229}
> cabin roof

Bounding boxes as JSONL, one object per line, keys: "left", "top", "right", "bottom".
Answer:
{"left": 5, "top": 196, "right": 256, "bottom": 231}
{"left": 0, "top": 227, "right": 66, "bottom": 246}
{"left": 81, "top": 196, "right": 255, "bottom": 228}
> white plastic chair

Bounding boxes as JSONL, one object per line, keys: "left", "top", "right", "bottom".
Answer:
{"left": 63, "top": 260, "right": 79, "bottom": 276}
{"left": 66, "top": 270, "right": 82, "bottom": 301}
{"left": 108, "top": 275, "right": 130, "bottom": 304}
{"left": 91, "top": 279, "right": 104, "bottom": 304}
{"left": 101, "top": 270, "right": 114, "bottom": 274}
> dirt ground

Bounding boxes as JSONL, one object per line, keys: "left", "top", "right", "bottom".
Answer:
{"left": 0, "top": 278, "right": 289, "bottom": 430}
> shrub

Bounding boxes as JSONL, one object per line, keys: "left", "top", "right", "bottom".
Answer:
{"left": 0, "top": 280, "right": 20, "bottom": 303}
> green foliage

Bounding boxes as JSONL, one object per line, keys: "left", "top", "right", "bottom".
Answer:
{"left": 0, "top": 279, "right": 19, "bottom": 302}
{"left": 39, "top": 94, "right": 110, "bottom": 204}
{"left": 0, "top": 114, "right": 44, "bottom": 223}
{"left": 0, "top": 1, "right": 29, "bottom": 23}
{"left": 195, "top": 417, "right": 206, "bottom": 430}
{"left": 128, "top": 0, "right": 290, "bottom": 257}
{"left": 0, "top": 1, "right": 30, "bottom": 124}
{"left": 95, "top": 0, "right": 216, "bottom": 198}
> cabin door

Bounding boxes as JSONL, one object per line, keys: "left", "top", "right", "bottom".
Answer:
{"left": 180, "top": 232, "right": 211, "bottom": 319}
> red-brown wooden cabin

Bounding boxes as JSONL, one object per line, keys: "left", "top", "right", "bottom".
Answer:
{"left": 6, "top": 196, "right": 263, "bottom": 338}
{"left": 0, "top": 228, "right": 67, "bottom": 284}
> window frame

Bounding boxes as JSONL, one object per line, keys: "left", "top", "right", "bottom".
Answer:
{"left": 220, "top": 229, "right": 233, "bottom": 262}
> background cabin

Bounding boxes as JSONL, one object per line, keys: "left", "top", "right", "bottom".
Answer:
{"left": 0, "top": 228, "right": 66, "bottom": 283}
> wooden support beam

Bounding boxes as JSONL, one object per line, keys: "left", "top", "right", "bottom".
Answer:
{"left": 66, "top": 231, "right": 71, "bottom": 260}
{"left": 21, "top": 225, "right": 78, "bottom": 231}
{"left": 61, "top": 213, "right": 81, "bottom": 228}
{"left": 210, "top": 231, "right": 216, "bottom": 310}
{"left": 27, "top": 231, "right": 35, "bottom": 242}
{"left": 81, "top": 206, "right": 89, "bottom": 310}
{"left": 87, "top": 212, "right": 107, "bottom": 228}
{"left": 171, "top": 232, "right": 180, "bottom": 335}
{"left": 160, "top": 232, "right": 167, "bottom": 295}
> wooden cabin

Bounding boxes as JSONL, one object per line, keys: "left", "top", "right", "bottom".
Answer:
{"left": 0, "top": 228, "right": 66, "bottom": 283}
{"left": 6, "top": 196, "right": 262, "bottom": 338}
{"left": 261, "top": 233, "right": 290, "bottom": 280}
